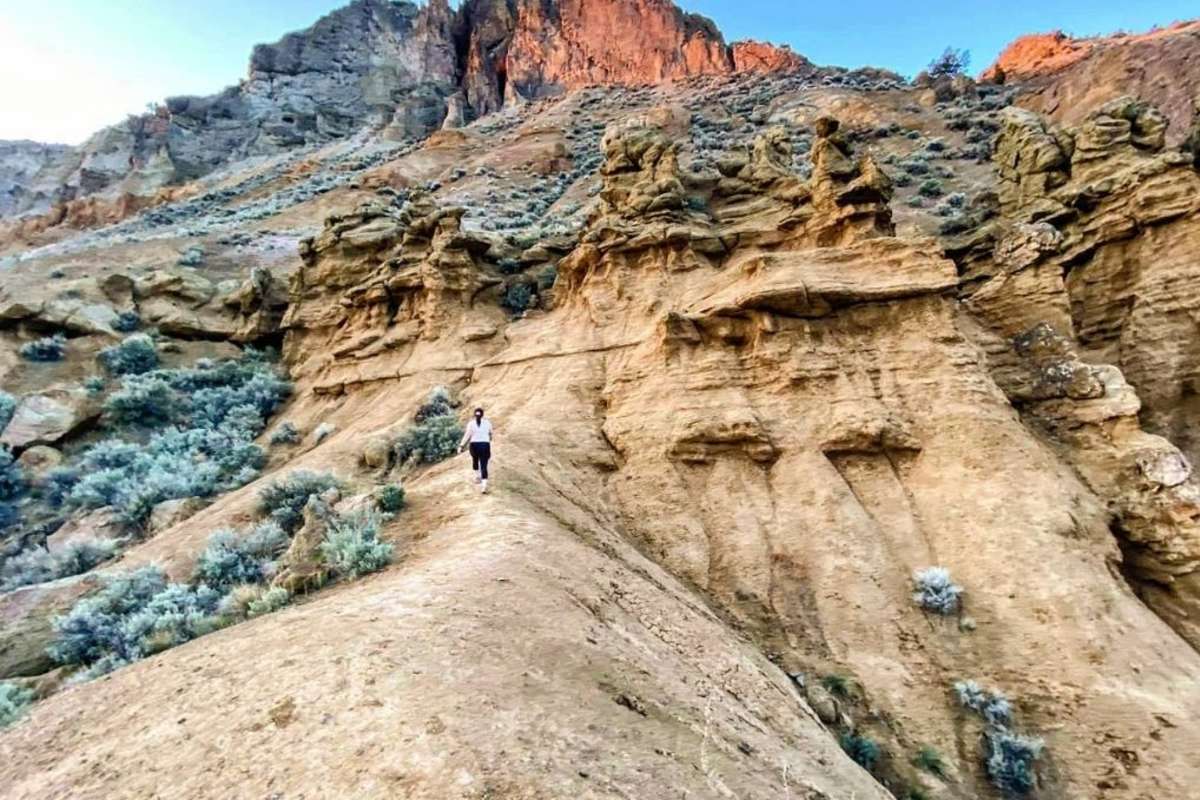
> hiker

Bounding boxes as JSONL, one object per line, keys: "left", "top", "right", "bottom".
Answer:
{"left": 458, "top": 406, "right": 494, "bottom": 494}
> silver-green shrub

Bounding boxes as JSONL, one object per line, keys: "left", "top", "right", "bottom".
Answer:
{"left": 193, "top": 522, "right": 287, "bottom": 589}
{"left": 0, "top": 681, "right": 34, "bottom": 728}
{"left": 319, "top": 507, "right": 394, "bottom": 578}
{"left": 98, "top": 334, "right": 159, "bottom": 376}
{"left": 955, "top": 679, "right": 1043, "bottom": 795}
{"left": 258, "top": 471, "right": 341, "bottom": 533}
{"left": 0, "top": 391, "right": 15, "bottom": 434}
{"left": 913, "top": 567, "right": 963, "bottom": 614}
{"left": 20, "top": 333, "right": 67, "bottom": 362}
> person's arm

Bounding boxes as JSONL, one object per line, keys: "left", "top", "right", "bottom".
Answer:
{"left": 458, "top": 420, "right": 472, "bottom": 452}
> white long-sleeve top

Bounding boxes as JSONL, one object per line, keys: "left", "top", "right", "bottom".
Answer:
{"left": 461, "top": 418, "right": 493, "bottom": 445}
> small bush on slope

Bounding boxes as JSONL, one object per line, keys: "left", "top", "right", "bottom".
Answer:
{"left": 98, "top": 333, "right": 159, "bottom": 376}
{"left": 319, "top": 506, "right": 394, "bottom": 579}
{"left": 840, "top": 732, "right": 882, "bottom": 771}
{"left": 120, "top": 582, "right": 226, "bottom": 655}
{"left": 376, "top": 484, "right": 406, "bottom": 514}
{"left": 954, "top": 679, "right": 1044, "bottom": 795}
{"left": 193, "top": 522, "right": 288, "bottom": 589}
{"left": 414, "top": 385, "right": 455, "bottom": 422}
{"left": 312, "top": 422, "right": 335, "bottom": 444}
{"left": 0, "top": 548, "right": 56, "bottom": 591}
{"left": 912, "top": 567, "right": 963, "bottom": 615}
{"left": 245, "top": 586, "right": 290, "bottom": 617}
{"left": 1, "top": 539, "right": 120, "bottom": 592}
{"left": 394, "top": 415, "right": 461, "bottom": 464}
{"left": 112, "top": 310, "right": 141, "bottom": 332}
{"left": 0, "top": 447, "right": 24, "bottom": 501}
{"left": 0, "top": 681, "right": 34, "bottom": 728}
{"left": 954, "top": 680, "right": 1012, "bottom": 725}
{"left": 103, "top": 377, "right": 181, "bottom": 426}
{"left": 258, "top": 471, "right": 341, "bottom": 534}
{"left": 0, "top": 391, "right": 15, "bottom": 434}
{"left": 0, "top": 502, "right": 18, "bottom": 533}
{"left": 394, "top": 386, "right": 463, "bottom": 466}
{"left": 914, "top": 745, "right": 947, "bottom": 778}
{"left": 20, "top": 333, "right": 67, "bottom": 362}
{"left": 269, "top": 422, "right": 300, "bottom": 445}
{"left": 985, "top": 729, "right": 1044, "bottom": 795}
{"left": 502, "top": 283, "right": 534, "bottom": 314}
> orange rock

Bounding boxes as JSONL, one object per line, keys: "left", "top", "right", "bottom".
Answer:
{"left": 731, "top": 39, "right": 811, "bottom": 73}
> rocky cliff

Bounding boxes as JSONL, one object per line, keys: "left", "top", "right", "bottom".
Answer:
{"left": 985, "top": 21, "right": 1200, "bottom": 146}
{"left": 0, "top": 0, "right": 814, "bottom": 224}
{"left": 3, "top": 8, "right": 1200, "bottom": 800}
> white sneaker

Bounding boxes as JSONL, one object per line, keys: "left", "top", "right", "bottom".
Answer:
{"left": 473, "top": 471, "right": 481, "bottom": 484}
{"left": 481, "top": 479, "right": 489, "bottom": 494}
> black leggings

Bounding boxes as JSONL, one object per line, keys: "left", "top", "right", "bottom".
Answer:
{"left": 469, "top": 442, "right": 491, "bottom": 480}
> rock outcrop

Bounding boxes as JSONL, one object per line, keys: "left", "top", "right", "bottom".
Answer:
{"left": 954, "top": 97, "right": 1200, "bottom": 649}
{"left": 731, "top": 40, "right": 813, "bottom": 73}
{"left": 461, "top": 0, "right": 731, "bottom": 111}
{"left": 989, "top": 21, "right": 1200, "bottom": 146}
{"left": 0, "top": 141, "right": 76, "bottom": 219}
{"left": 282, "top": 192, "right": 506, "bottom": 389}
{"left": 2, "top": 0, "right": 462, "bottom": 219}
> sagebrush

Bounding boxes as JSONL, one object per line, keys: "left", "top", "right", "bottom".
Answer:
{"left": 258, "top": 470, "right": 341, "bottom": 533}
{"left": 319, "top": 506, "right": 394, "bottom": 578}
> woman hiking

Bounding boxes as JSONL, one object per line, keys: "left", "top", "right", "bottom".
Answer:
{"left": 458, "top": 407, "right": 494, "bottom": 494}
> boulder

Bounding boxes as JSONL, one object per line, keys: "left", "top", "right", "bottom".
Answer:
{"left": 803, "top": 683, "right": 840, "bottom": 726}
{"left": 272, "top": 491, "right": 339, "bottom": 594}
{"left": 361, "top": 437, "right": 392, "bottom": 470}
{"left": 15, "top": 445, "right": 64, "bottom": 485}
{"left": 0, "top": 574, "right": 99, "bottom": 678}
{"left": 0, "top": 389, "right": 96, "bottom": 449}
{"left": 45, "top": 507, "right": 126, "bottom": 555}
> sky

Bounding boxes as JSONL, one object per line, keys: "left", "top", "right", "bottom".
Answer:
{"left": 0, "top": 0, "right": 1195, "bottom": 145}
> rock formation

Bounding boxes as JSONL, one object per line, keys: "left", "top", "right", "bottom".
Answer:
{"left": 1, "top": 0, "right": 461, "bottom": 219}
{"left": 4, "top": 8, "right": 1200, "bottom": 800}
{"left": 731, "top": 40, "right": 813, "bottom": 73}
{"left": 987, "top": 21, "right": 1200, "bottom": 146}
{"left": 460, "top": 0, "right": 731, "bottom": 111}
{"left": 951, "top": 96, "right": 1200, "bottom": 653}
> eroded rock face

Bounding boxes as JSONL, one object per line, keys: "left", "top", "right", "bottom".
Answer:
{"left": 957, "top": 98, "right": 1200, "bottom": 650}
{"left": 0, "top": 141, "right": 76, "bottom": 219}
{"left": 478, "top": 112, "right": 1200, "bottom": 798}
{"left": 282, "top": 193, "right": 506, "bottom": 389}
{"left": 480, "top": 0, "right": 730, "bottom": 105}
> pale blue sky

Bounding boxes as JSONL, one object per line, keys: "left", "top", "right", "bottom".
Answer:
{"left": 0, "top": 0, "right": 1195, "bottom": 144}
